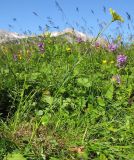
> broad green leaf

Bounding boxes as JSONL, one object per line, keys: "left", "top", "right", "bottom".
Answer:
{"left": 4, "top": 152, "right": 26, "bottom": 160}
{"left": 100, "top": 154, "right": 108, "bottom": 160}
{"left": 41, "top": 114, "right": 51, "bottom": 125}
{"left": 105, "top": 84, "right": 114, "bottom": 100}
{"left": 41, "top": 95, "right": 53, "bottom": 105}
{"left": 97, "top": 97, "right": 105, "bottom": 107}
{"left": 77, "top": 77, "right": 92, "bottom": 87}
{"left": 37, "top": 110, "right": 44, "bottom": 116}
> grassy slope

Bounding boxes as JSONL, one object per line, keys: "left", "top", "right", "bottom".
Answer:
{"left": 0, "top": 35, "right": 134, "bottom": 160}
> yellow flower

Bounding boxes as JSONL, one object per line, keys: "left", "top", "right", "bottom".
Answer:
{"left": 102, "top": 60, "right": 107, "bottom": 64}
{"left": 109, "top": 8, "right": 124, "bottom": 22}
{"left": 110, "top": 60, "right": 114, "bottom": 64}
{"left": 66, "top": 47, "right": 71, "bottom": 52}
{"left": 18, "top": 54, "right": 22, "bottom": 60}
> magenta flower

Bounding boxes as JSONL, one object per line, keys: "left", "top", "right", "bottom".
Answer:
{"left": 108, "top": 43, "right": 117, "bottom": 52}
{"left": 117, "top": 54, "right": 127, "bottom": 67}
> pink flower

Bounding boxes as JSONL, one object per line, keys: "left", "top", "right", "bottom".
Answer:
{"left": 117, "top": 54, "right": 127, "bottom": 67}
{"left": 108, "top": 43, "right": 118, "bottom": 52}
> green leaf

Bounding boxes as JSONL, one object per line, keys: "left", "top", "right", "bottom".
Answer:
{"left": 29, "top": 72, "right": 41, "bottom": 81}
{"left": 41, "top": 114, "right": 51, "bottom": 125}
{"left": 100, "top": 154, "right": 108, "bottom": 160}
{"left": 41, "top": 95, "right": 53, "bottom": 105}
{"left": 37, "top": 110, "right": 44, "bottom": 116}
{"left": 50, "top": 157, "right": 59, "bottom": 160}
{"left": 77, "top": 77, "right": 92, "bottom": 87}
{"left": 4, "top": 152, "right": 26, "bottom": 160}
{"left": 97, "top": 97, "right": 105, "bottom": 107}
{"left": 105, "top": 84, "right": 114, "bottom": 100}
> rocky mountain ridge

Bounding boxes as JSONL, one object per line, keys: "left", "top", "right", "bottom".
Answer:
{"left": 0, "top": 28, "right": 106, "bottom": 44}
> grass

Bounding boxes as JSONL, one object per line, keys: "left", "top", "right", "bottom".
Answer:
{"left": 0, "top": 32, "right": 134, "bottom": 160}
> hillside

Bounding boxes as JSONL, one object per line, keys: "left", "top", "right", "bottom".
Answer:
{"left": 0, "top": 32, "right": 134, "bottom": 160}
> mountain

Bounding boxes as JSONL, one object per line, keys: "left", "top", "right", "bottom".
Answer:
{"left": 50, "top": 28, "right": 90, "bottom": 41}
{"left": 0, "top": 28, "right": 106, "bottom": 44}
{"left": 0, "top": 30, "right": 27, "bottom": 43}
{"left": 50, "top": 28, "right": 107, "bottom": 44}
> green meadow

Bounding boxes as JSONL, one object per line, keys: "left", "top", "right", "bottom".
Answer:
{"left": 0, "top": 9, "right": 134, "bottom": 160}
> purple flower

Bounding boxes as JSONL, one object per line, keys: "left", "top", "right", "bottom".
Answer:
{"left": 117, "top": 54, "right": 127, "bottom": 67}
{"left": 108, "top": 43, "right": 118, "bottom": 52}
{"left": 112, "top": 75, "right": 121, "bottom": 84}
{"left": 38, "top": 42, "right": 45, "bottom": 52}
{"left": 38, "top": 42, "right": 44, "bottom": 48}
{"left": 76, "top": 37, "right": 84, "bottom": 43}
{"left": 95, "top": 42, "right": 100, "bottom": 48}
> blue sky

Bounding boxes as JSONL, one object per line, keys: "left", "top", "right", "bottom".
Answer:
{"left": 0, "top": 0, "right": 133, "bottom": 40}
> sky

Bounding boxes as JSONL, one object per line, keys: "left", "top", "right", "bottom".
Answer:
{"left": 0, "top": 0, "right": 134, "bottom": 40}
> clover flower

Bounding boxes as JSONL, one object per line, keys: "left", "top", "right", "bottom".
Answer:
{"left": 109, "top": 8, "right": 124, "bottom": 22}
{"left": 117, "top": 54, "right": 127, "bottom": 67}
{"left": 108, "top": 43, "right": 117, "bottom": 52}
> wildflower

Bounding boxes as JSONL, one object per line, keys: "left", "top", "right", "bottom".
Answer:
{"left": 18, "top": 54, "right": 22, "bottom": 60}
{"left": 95, "top": 42, "right": 100, "bottom": 48}
{"left": 66, "top": 47, "right": 71, "bottom": 53}
{"left": 38, "top": 42, "right": 44, "bottom": 48}
{"left": 112, "top": 75, "right": 121, "bottom": 84}
{"left": 108, "top": 43, "right": 117, "bottom": 52}
{"left": 38, "top": 42, "right": 45, "bottom": 52}
{"left": 117, "top": 54, "right": 127, "bottom": 67}
{"left": 76, "top": 37, "right": 83, "bottom": 43}
{"left": 110, "top": 60, "right": 114, "bottom": 64}
{"left": 109, "top": 8, "right": 124, "bottom": 22}
{"left": 102, "top": 60, "right": 107, "bottom": 64}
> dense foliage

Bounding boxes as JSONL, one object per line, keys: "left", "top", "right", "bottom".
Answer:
{"left": 0, "top": 34, "right": 134, "bottom": 160}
